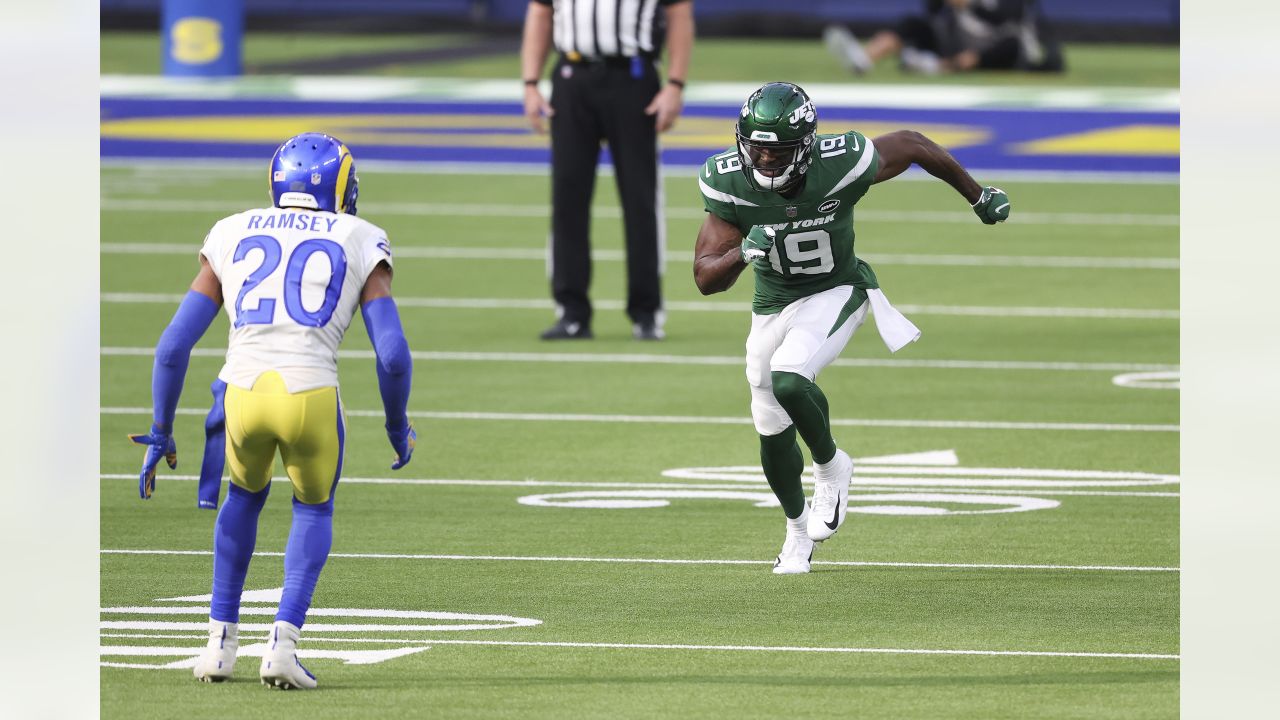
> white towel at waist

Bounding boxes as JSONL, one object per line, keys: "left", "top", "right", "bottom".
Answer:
{"left": 867, "top": 288, "right": 921, "bottom": 353}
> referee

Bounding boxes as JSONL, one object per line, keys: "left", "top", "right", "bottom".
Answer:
{"left": 521, "top": 0, "right": 694, "bottom": 341}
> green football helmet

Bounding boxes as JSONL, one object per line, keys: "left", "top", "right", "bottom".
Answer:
{"left": 735, "top": 82, "right": 817, "bottom": 193}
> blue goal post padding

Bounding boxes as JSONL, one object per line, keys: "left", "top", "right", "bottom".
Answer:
{"left": 161, "top": 0, "right": 243, "bottom": 77}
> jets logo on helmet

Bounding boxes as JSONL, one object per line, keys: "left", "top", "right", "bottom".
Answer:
{"left": 735, "top": 82, "right": 818, "bottom": 193}
{"left": 269, "top": 132, "right": 360, "bottom": 215}
{"left": 788, "top": 100, "right": 816, "bottom": 126}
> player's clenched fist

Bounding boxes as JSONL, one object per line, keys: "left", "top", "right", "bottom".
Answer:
{"left": 972, "top": 186, "right": 1010, "bottom": 224}
{"left": 741, "top": 225, "right": 776, "bottom": 263}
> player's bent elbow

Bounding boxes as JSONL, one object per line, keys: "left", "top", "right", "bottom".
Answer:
{"left": 376, "top": 334, "right": 413, "bottom": 376}
{"left": 888, "top": 129, "right": 926, "bottom": 144}
{"left": 154, "top": 329, "right": 192, "bottom": 368}
{"left": 901, "top": 129, "right": 934, "bottom": 156}
{"left": 693, "top": 265, "right": 726, "bottom": 295}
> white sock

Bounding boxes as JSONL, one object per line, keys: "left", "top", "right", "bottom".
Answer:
{"left": 815, "top": 449, "right": 845, "bottom": 473}
{"left": 787, "top": 505, "right": 810, "bottom": 536}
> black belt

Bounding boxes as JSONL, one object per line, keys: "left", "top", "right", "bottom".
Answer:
{"left": 559, "top": 52, "right": 654, "bottom": 69}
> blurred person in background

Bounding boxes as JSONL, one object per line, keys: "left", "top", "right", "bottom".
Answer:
{"left": 521, "top": 0, "right": 694, "bottom": 340}
{"left": 824, "top": 0, "right": 1063, "bottom": 76}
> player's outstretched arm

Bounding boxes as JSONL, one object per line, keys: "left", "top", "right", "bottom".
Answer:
{"left": 872, "top": 130, "right": 1010, "bottom": 224}
{"left": 360, "top": 262, "right": 416, "bottom": 470}
{"left": 129, "top": 258, "right": 223, "bottom": 499}
{"left": 693, "top": 212, "right": 752, "bottom": 295}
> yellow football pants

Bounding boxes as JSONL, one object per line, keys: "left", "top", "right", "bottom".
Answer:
{"left": 224, "top": 371, "right": 345, "bottom": 505}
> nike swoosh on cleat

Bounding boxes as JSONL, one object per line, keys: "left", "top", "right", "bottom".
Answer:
{"left": 824, "top": 503, "right": 840, "bottom": 530}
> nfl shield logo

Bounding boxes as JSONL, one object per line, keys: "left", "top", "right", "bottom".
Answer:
{"left": 311, "top": 172, "right": 323, "bottom": 185}
{"left": 785, "top": 206, "right": 798, "bottom": 218}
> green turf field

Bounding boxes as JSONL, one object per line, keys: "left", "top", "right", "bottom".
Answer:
{"left": 99, "top": 161, "right": 1178, "bottom": 717}
{"left": 100, "top": 31, "right": 1179, "bottom": 87}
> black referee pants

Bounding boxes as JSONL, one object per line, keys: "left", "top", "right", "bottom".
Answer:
{"left": 548, "top": 56, "right": 664, "bottom": 328}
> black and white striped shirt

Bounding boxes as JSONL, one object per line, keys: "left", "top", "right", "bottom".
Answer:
{"left": 534, "top": 0, "right": 687, "bottom": 59}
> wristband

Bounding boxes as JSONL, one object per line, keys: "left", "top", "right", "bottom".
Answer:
{"left": 668, "top": 78, "right": 686, "bottom": 89}
{"left": 524, "top": 79, "right": 539, "bottom": 87}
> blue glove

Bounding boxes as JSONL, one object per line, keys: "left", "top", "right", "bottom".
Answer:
{"left": 129, "top": 423, "right": 177, "bottom": 499}
{"left": 387, "top": 421, "right": 417, "bottom": 470}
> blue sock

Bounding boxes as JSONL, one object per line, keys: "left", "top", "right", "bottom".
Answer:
{"left": 276, "top": 498, "right": 334, "bottom": 628}
{"left": 210, "top": 483, "right": 270, "bottom": 623}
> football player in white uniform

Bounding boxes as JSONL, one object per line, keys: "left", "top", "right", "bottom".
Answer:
{"left": 129, "top": 133, "right": 417, "bottom": 689}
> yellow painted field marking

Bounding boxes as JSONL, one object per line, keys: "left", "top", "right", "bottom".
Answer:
{"left": 101, "top": 114, "right": 989, "bottom": 151}
{"left": 1012, "top": 125, "right": 1179, "bottom": 157}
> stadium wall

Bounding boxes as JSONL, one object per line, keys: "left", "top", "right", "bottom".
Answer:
{"left": 101, "top": 0, "right": 1179, "bottom": 43}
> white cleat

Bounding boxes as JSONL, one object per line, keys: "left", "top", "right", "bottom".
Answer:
{"left": 808, "top": 450, "right": 853, "bottom": 542}
{"left": 773, "top": 529, "right": 815, "bottom": 575}
{"left": 192, "top": 619, "right": 238, "bottom": 683}
{"left": 823, "top": 25, "right": 873, "bottom": 74}
{"left": 259, "top": 621, "right": 317, "bottom": 690}
{"left": 900, "top": 47, "right": 942, "bottom": 75}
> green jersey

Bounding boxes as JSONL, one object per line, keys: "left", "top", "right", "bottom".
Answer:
{"left": 699, "top": 131, "right": 881, "bottom": 314}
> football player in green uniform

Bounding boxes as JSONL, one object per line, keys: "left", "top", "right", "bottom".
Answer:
{"left": 694, "top": 82, "right": 1009, "bottom": 574}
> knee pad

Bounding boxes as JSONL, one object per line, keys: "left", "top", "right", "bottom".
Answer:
{"left": 293, "top": 482, "right": 336, "bottom": 509}
{"left": 226, "top": 480, "right": 270, "bottom": 508}
{"left": 292, "top": 495, "right": 335, "bottom": 518}
{"left": 750, "top": 385, "right": 793, "bottom": 436}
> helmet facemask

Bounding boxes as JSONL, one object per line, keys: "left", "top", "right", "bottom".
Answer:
{"left": 736, "top": 131, "right": 815, "bottom": 193}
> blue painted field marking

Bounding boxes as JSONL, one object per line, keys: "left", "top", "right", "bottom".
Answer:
{"left": 101, "top": 97, "right": 1179, "bottom": 176}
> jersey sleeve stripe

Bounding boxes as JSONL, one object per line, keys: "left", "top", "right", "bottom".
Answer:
{"left": 825, "top": 137, "right": 877, "bottom": 198}
{"left": 698, "top": 176, "right": 760, "bottom": 207}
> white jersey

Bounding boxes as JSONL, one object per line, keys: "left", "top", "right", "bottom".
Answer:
{"left": 200, "top": 207, "right": 393, "bottom": 393}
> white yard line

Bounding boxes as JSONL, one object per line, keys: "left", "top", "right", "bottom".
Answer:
{"left": 99, "top": 292, "right": 1180, "bottom": 320}
{"left": 98, "top": 406, "right": 1179, "bottom": 432}
{"left": 100, "top": 75, "right": 1180, "bottom": 112}
{"left": 97, "top": 473, "right": 1178, "bottom": 498}
{"left": 100, "top": 548, "right": 1177, "bottom": 573}
{"left": 99, "top": 346, "right": 1178, "bottom": 374}
{"left": 97, "top": 630, "right": 1177, "bottom": 661}
{"left": 102, "top": 242, "right": 1179, "bottom": 270}
{"left": 96, "top": 631, "right": 1177, "bottom": 661}
{"left": 99, "top": 197, "right": 1179, "bottom": 228}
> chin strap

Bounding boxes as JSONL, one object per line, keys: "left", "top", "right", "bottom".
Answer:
{"left": 753, "top": 167, "right": 809, "bottom": 194}
{"left": 753, "top": 168, "right": 796, "bottom": 192}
